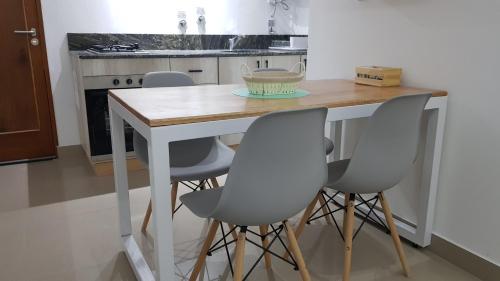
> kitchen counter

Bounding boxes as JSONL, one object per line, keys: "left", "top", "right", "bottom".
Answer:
{"left": 74, "top": 49, "right": 307, "bottom": 59}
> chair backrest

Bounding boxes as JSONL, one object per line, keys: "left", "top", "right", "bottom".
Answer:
{"left": 211, "top": 108, "right": 328, "bottom": 226}
{"left": 142, "top": 71, "right": 195, "bottom": 89}
{"left": 133, "top": 71, "right": 215, "bottom": 167}
{"left": 335, "top": 94, "right": 432, "bottom": 194}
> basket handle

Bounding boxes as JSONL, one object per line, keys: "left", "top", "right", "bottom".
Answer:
{"left": 289, "top": 62, "right": 306, "bottom": 75}
{"left": 240, "top": 64, "right": 252, "bottom": 77}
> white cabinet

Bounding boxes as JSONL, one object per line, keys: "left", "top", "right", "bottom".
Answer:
{"left": 219, "top": 55, "right": 302, "bottom": 85}
{"left": 261, "top": 55, "right": 301, "bottom": 71}
{"left": 300, "top": 55, "right": 308, "bottom": 73}
{"left": 170, "top": 57, "right": 218, "bottom": 85}
{"left": 80, "top": 58, "right": 171, "bottom": 76}
{"left": 218, "top": 56, "right": 261, "bottom": 85}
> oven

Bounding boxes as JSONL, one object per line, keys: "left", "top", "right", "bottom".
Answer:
{"left": 83, "top": 75, "right": 144, "bottom": 159}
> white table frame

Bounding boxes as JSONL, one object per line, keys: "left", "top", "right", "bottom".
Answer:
{"left": 109, "top": 95, "right": 447, "bottom": 281}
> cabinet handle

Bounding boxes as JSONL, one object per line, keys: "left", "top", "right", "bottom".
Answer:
{"left": 257, "top": 60, "right": 260, "bottom": 68}
{"left": 265, "top": 60, "right": 269, "bottom": 68}
{"left": 188, "top": 69, "right": 203, "bottom": 73}
{"left": 303, "top": 58, "right": 307, "bottom": 70}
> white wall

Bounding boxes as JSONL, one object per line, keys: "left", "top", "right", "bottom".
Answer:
{"left": 308, "top": 0, "right": 500, "bottom": 265}
{"left": 40, "top": 0, "right": 310, "bottom": 146}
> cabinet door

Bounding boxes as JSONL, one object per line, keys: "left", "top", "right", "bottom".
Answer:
{"left": 261, "top": 55, "right": 301, "bottom": 71}
{"left": 170, "top": 57, "right": 218, "bottom": 85}
{"left": 300, "top": 55, "right": 308, "bottom": 72}
{"left": 218, "top": 56, "right": 261, "bottom": 85}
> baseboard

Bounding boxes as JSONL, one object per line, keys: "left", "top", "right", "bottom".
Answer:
{"left": 428, "top": 234, "right": 500, "bottom": 281}
{"left": 92, "top": 158, "right": 146, "bottom": 176}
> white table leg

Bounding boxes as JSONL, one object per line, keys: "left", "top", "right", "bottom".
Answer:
{"left": 148, "top": 129, "right": 175, "bottom": 280}
{"left": 417, "top": 105, "right": 447, "bottom": 246}
{"left": 110, "top": 108, "right": 132, "bottom": 237}
{"left": 329, "top": 120, "right": 344, "bottom": 162}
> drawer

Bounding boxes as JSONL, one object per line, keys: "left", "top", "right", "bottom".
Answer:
{"left": 170, "top": 57, "right": 218, "bottom": 85}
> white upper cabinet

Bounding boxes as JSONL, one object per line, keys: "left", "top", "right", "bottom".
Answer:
{"left": 170, "top": 57, "right": 218, "bottom": 85}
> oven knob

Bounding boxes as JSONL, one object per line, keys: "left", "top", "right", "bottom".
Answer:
{"left": 126, "top": 78, "right": 133, "bottom": 85}
{"left": 112, "top": 79, "right": 120, "bottom": 86}
{"left": 139, "top": 78, "right": 143, "bottom": 85}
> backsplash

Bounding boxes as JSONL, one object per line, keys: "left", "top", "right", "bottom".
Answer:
{"left": 67, "top": 33, "right": 307, "bottom": 51}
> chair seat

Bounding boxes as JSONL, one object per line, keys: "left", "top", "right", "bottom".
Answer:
{"left": 180, "top": 187, "right": 223, "bottom": 218}
{"left": 324, "top": 137, "right": 334, "bottom": 155}
{"left": 324, "top": 159, "right": 350, "bottom": 190}
{"left": 175, "top": 137, "right": 327, "bottom": 180}
{"left": 171, "top": 140, "right": 234, "bottom": 181}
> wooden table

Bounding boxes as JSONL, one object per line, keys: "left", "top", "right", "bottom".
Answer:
{"left": 108, "top": 79, "right": 447, "bottom": 281}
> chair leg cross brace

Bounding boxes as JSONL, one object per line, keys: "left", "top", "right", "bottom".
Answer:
{"left": 194, "top": 222, "right": 310, "bottom": 281}
{"left": 307, "top": 191, "right": 391, "bottom": 242}
{"left": 209, "top": 224, "right": 300, "bottom": 280}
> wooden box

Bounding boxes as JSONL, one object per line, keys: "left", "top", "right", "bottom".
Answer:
{"left": 355, "top": 66, "right": 402, "bottom": 87}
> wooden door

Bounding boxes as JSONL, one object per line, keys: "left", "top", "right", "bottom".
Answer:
{"left": 0, "top": 0, "right": 57, "bottom": 163}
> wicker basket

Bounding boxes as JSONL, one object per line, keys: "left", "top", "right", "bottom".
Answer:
{"left": 241, "top": 62, "right": 305, "bottom": 95}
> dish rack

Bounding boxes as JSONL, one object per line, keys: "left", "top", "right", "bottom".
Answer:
{"left": 241, "top": 62, "right": 305, "bottom": 95}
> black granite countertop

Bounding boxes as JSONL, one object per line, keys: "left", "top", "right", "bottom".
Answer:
{"left": 74, "top": 48, "right": 307, "bottom": 59}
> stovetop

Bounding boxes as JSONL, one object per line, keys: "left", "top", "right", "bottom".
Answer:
{"left": 87, "top": 43, "right": 142, "bottom": 53}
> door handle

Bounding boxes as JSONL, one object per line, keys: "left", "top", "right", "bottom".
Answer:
{"left": 14, "top": 28, "right": 37, "bottom": 37}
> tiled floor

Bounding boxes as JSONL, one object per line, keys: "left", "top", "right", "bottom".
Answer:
{"left": 0, "top": 147, "right": 481, "bottom": 281}
{"left": 0, "top": 146, "right": 149, "bottom": 213}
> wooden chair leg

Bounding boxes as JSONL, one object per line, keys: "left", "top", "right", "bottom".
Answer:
{"left": 318, "top": 191, "right": 333, "bottom": 225}
{"left": 171, "top": 181, "right": 179, "bottom": 218}
{"left": 379, "top": 192, "right": 410, "bottom": 277}
{"left": 283, "top": 193, "right": 320, "bottom": 260}
{"left": 343, "top": 193, "right": 355, "bottom": 281}
{"left": 234, "top": 228, "right": 247, "bottom": 281}
{"left": 141, "top": 200, "right": 152, "bottom": 234}
{"left": 343, "top": 192, "right": 349, "bottom": 235}
{"left": 189, "top": 220, "right": 220, "bottom": 281}
{"left": 227, "top": 223, "right": 238, "bottom": 241}
{"left": 209, "top": 177, "right": 220, "bottom": 188}
{"left": 284, "top": 221, "right": 311, "bottom": 281}
{"left": 142, "top": 181, "right": 180, "bottom": 233}
{"left": 259, "top": 225, "right": 272, "bottom": 269}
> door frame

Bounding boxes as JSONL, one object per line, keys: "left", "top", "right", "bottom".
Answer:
{"left": 34, "top": 0, "right": 58, "bottom": 149}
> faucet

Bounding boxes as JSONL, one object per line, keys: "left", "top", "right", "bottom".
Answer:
{"left": 229, "top": 36, "right": 239, "bottom": 51}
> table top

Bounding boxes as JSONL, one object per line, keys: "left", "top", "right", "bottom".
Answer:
{"left": 109, "top": 79, "right": 447, "bottom": 127}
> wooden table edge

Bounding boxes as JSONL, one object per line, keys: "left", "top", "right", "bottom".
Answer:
{"left": 108, "top": 86, "right": 447, "bottom": 128}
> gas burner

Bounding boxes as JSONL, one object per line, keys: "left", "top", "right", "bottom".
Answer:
{"left": 88, "top": 43, "right": 140, "bottom": 53}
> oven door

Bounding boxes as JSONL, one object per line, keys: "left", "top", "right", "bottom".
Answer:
{"left": 85, "top": 89, "right": 134, "bottom": 157}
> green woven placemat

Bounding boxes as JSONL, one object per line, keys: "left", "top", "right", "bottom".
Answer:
{"left": 232, "top": 88, "right": 310, "bottom": 99}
